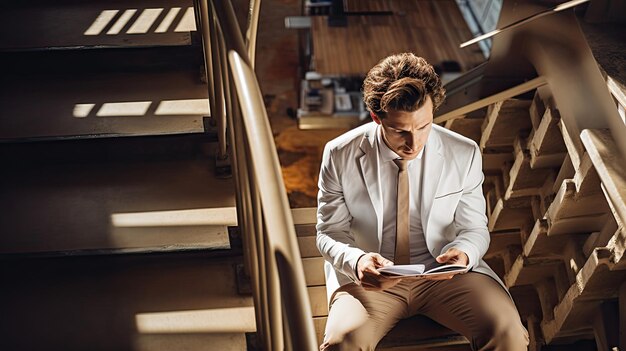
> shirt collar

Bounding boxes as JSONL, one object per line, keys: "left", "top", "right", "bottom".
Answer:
{"left": 377, "top": 125, "right": 424, "bottom": 163}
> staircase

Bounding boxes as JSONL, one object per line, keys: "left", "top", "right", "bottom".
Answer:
{"left": 444, "top": 86, "right": 626, "bottom": 350}
{"left": 0, "top": 1, "right": 256, "bottom": 350}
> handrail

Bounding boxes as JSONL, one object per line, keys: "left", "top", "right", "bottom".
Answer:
{"left": 197, "top": 0, "right": 318, "bottom": 349}
{"left": 229, "top": 50, "right": 317, "bottom": 350}
{"left": 435, "top": 76, "right": 547, "bottom": 124}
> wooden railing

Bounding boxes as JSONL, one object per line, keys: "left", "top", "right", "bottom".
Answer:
{"left": 195, "top": 0, "right": 317, "bottom": 349}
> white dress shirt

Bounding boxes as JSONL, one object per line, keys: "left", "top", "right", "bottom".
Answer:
{"left": 377, "top": 126, "right": 438, "bottom": 267}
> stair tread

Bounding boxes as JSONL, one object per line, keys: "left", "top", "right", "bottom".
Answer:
{"left": 0, "top": 140, "right": 236, "bottom": 254}
{"left": 0, "top": 70, "right": 208, "bottom": 141}
{"left": 0, "top": 1, "right": 195, "bottom": 50}
{"left": 0, "top": 255, "right": 255, "bottom": 350}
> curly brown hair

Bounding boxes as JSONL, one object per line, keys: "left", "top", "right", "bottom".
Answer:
{"left": 363, "top": 53, "right": 445, "bottom": 118}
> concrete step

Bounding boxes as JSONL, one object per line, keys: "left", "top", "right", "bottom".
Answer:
{"left": 0, "top": 69, "right": 210, "bottom": 141}
{"left": 0, "top": 45, "right": 203, "bottom": 75}
{"left": 0, "top": 134, "right": 235, "bottom": 256}
{"left": 0, "top": 254, "right": 254, "bottom": 351}
{"left": 0, "top": 0, "right": 196, "bottom": 51}
{"left": 135, "top": 333, "right": 247, "bottom": 351}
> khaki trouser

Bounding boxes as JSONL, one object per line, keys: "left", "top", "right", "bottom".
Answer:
{"left": 320, "top": 272, "right": 529, "bottom": 351}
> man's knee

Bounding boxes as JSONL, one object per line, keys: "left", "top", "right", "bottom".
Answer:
{"left": 320, "top": 328, "right": 378, "bottom": 351}
{"left": 473, "top": 314, "right": 529, "bottom": 351}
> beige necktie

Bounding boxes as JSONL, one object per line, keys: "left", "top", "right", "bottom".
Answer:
{"left": 393, "top": 159, "right": 410, "bottom": 265}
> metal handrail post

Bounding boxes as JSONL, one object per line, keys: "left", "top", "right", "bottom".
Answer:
{"left": 246, "top": 0, "right": 261, "bottom": 68}
{"left": 196, "top": 0, "right": 216, "bottom": 122}
{"left": 206, "top": 0, "right": 227, "bottom": 160}
{"left": 248, "top": 166, "right": 273, "bottom": 350}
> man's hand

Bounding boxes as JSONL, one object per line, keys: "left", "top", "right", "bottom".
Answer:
{"left": 436, "top": 248, "right": 469, "bottom": 266}
{"left": 356, "top": 253, "right": 400, "bottom": 291}
{"left": 416, "top": 248, "right": 469, "bottom": 281}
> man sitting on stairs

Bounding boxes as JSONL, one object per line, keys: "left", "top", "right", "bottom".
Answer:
{"left": 316, "top": 53, "right": 529, "bottom": 351}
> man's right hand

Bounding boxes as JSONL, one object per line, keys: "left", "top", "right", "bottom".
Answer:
{"left": 356, "top": 253, "right": 401, "bottom": 291}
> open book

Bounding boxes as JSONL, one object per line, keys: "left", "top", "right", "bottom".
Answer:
{"left": 378, "top": 263, "right": 469, "bottom": 278}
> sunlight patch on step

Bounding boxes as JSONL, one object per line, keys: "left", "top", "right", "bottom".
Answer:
{"left": 127, "top": 8, "right": 164, "bottom": 34}
{"left": 84, "top": 7, "right": 197, "bottom": 37}
{"left": 110, "top": 224, "right": 230, "bottom": 250}
{"left": 155, "top": 99, "right": 210, "bottom": 115}
{"left": 73, "top": 99, "right": 210, "bottom": 118}
{"left": 84, "top": 10, "right": 119, "bottom": 36}
{"left": 73, "top": 103, "right": 96, "bottom": 118}
{"left": 97, "top": 101, "right": 152, "bottom": 117}
{"left": 155, "top": 8, "right": 182, "bottom": 33}
{"left": 107, "top": 9, "right": 138, "bottom": 35}
{"left": 175, "top": 7, "right": 197, "bottom": 32}
{"left": 111, "top": 207, "right": 238, "bottom": 227}
{"left": 135, "top": 306, "right": 256, "bottom": 333}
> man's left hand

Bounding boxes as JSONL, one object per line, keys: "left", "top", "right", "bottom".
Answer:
{"left": 436, "top": 248, "right": 469, "bottom": 266}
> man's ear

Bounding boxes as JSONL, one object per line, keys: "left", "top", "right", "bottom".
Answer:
{"left": 370, "top": 111, "right": 382, "bottom": 125}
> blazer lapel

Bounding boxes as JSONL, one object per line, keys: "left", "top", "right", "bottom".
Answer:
{"left": 358, "top": 124, "right": 383, "bottom": 244}
{"left": 421, "top": 129, "right": 444, "bottom": 238}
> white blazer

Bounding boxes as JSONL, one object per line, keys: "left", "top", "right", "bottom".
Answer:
{"left": 316, "top": 122, "right": 506, "bottom": 301}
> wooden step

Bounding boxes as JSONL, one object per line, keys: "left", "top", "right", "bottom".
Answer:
{"left": 503, "top": 137, "right": 556, "bottom": 199}
{"left": 292, "top": 207, "right": 317, "bottom": 225}
{"left": 485, "top": 230, "right": 522, "bottom": 258}
{"left": 541, "top": 246, "right": 626, "bottom": 343}
{"left": 544, "top": 180, "right": 610, "bottom": 235}
{"left": 558, "top": 118, "right": 584, "bottom": 171}
{"left": 303, "top": 257, "right": 325, "bottom": 286}
{"left": 528, "top": 106, "right": 567, "bottom": 169}
{"left": 582, "top": 218, "right": 619, "bottom": 258}
{"left": 444, "top": 116, "right": 483, "bottom": 145}
{"left": 298, "top": 236, "right": 322, "bottom": 258}
{"left": 503, "top": 251, "right": 569, "bottom": 291}
{"left": 294, "top": 208, "right": 322, "bottom": 258}
{"left": 482, "top": 152, "right": 514, "bottom": 172}
{"left": 553, "top": 153, "right": 575, "bottom": 195}
{"left": 522, "top": 220, "right": 577, "bottom": 259}
{"left": 580, "top": 129, "right": 626, "bottom": 233}
{"left": 520, "top": 219, "right": 588, "bottom": 285}
{"left": 479, "top": 99, "right": 532, "bottom": 152}
{"left": 312, "top": 316, "right": 327, "bottom": 346}
{"left": 308, "top": 285, "right": 329, "bottom": 317}
{"left": 488, "top": 196, "right": 534, "bottom": 232}
{"left": 484, "top": 174, "right": 505, "bottom": 220}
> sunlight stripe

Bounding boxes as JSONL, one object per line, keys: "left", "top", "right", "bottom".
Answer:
{"left": 84, "top": 10, "right": 119, "bottom": 36}
{"left": 107, "top": 9, "right": 137, "bottom": 35}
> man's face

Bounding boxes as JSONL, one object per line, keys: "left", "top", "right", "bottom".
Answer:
{"left": 372, "top": 97, "right": 434, "bottom": 160}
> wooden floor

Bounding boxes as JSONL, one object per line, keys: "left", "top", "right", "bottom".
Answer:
{"left": 311, "top": 0, "right": 485, "bottom": 75}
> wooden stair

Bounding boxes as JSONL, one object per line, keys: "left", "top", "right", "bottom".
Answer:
{"left": 444, "top": 88, "right": 626, "bottom": 350}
